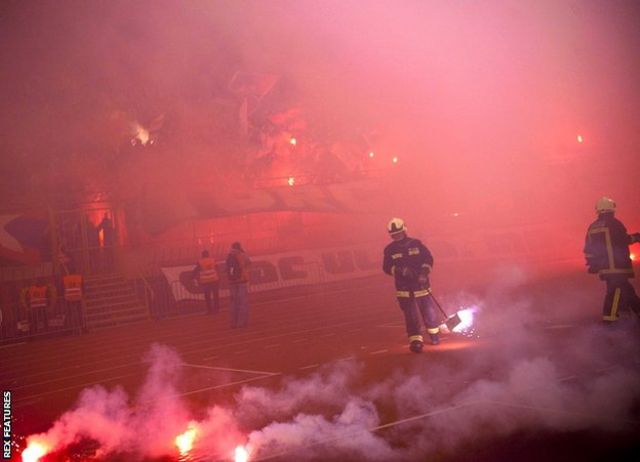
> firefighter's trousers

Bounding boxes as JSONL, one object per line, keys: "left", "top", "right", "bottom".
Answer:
{"left": 397, "top": 292, "right": 440, "bottom": 342}
{"left": 602, "top": 275, "right": 640, "bottom": 322}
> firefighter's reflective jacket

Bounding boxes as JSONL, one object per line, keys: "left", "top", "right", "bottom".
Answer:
{"left": 383, "top": 237, "right": 434, "bottom": 296}
{"left": 63, "top": 274, "right": 83, "bottom": 302}
{"left": 584, "top": 214, "right": 634, "bottom": 278}
{"left": 196, "top": 257, "right": 219, "bottom": 284}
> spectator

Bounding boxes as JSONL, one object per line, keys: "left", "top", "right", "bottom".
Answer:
{"left": 226, "top": 242, "right": 251, "bottom": 328}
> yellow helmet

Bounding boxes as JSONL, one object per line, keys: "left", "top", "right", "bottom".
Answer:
{"left": 595, "top": 197, "right": 616, "bottom": 214}
{"left": 387, "top": 217, "right": 406, "bottom": 235}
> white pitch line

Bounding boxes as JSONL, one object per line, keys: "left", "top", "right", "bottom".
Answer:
{"left": 595, "top": 366, "right": 618, "bottom": 374}
{"left": 0, "top": 342, "right": 26, "bottom": 349}
{"left": 179, "top": 374, "right": 278, "bottom": 397}
{"left": 13, "top": 373, "right": 134, "bottom": 405}
{"left": 370, "top": 349, "right": 388, "bottom": 355}
{"left": 370, "top": 402, "right": 477, "bottom": 431}
{"left": 299, "top": 364, "right": 320, "bottom": 370}
{"left": 484, "top": 400, "right": 640, "bottom": 425}
{"left": 8, "top": 362, "right": 141, "bottom": 391}
{"left": 181, "top": 362, "right": 280, "bottom": 376}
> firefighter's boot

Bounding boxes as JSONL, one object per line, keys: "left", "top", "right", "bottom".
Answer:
{"left": 409, "top": 340, "right": 424, "bottom": 353}
{"left": 429, "top": 333, "right": 440, "bottom": 345}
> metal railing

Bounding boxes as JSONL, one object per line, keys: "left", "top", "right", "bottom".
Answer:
{"left": 0, "top": 293, "right": 86, "bottom": 344}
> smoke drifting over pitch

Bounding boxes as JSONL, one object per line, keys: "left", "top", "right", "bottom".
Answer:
{"left": 22, "top": 268, "right": 640, "bottom": 461}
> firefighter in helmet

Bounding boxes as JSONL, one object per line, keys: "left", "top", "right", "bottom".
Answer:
{"left": 584, "top": 197, "right": 640, "bottom": 323}
{"left": 383, "top": 218, "right": 440, "bottom": 352}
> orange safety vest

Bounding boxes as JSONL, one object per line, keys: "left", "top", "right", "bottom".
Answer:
{"left": 198, "top": 257, "right": 219, "bottom": 284}
{"left": 28, "top": 286, "right": 48, "bottom": 310}
{"left": 63, "top": 274, "right": 83, "bottom": 302}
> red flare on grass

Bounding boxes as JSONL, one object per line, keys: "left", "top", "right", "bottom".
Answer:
{"left": 175, "top": 422, "right": 199, "bottom": 455}
{"left": 234, "top": 444, "right": 250, "bottom": 462}
{"left": 22, "top": 440, "right": 50, "bottom": 462}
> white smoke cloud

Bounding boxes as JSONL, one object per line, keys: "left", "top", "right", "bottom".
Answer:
{"left": 236, "top": 360, "right": 361, "bottom": 426}
{"left": 247, "top": 398, "right": 396, "bottom": 462}
{"left": 23, "top": 343, "right": 193, "bottom": 459}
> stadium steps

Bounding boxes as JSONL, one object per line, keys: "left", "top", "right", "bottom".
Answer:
{"left": 83, "top": 273, "right": 149, "bottom": 329}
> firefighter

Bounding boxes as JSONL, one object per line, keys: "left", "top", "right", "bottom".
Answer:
{"left": 584, "top": 197, "right": 640, "bottom": 323}
{"left": 27, "top": 280, "right": 49, "bottom": 332}
{"left": 383, "top": 218, "right": 440, "bottom": 353}
{"left": 63, "top": 273, "right": 85, "bottom": 333}
{"left": 193, "top": 250, "right": 220, "bottom": 314}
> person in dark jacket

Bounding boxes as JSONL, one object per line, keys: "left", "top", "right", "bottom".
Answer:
{"left": 226, "top": 242, "right": 252, "bottom": 328}
{"left": 383, "top": 218, "right": 440, "bottom": 353}
{"left": 584, "top": 197, "right": 640, "bottom": 323}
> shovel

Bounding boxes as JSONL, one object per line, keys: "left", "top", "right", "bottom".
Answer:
{"left": 428, "top": 291, "right": 463, "bottom": 331}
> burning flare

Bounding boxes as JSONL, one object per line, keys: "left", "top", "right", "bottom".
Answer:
{"left": 22, "top": 440, "right": 50, "bottom": 462}
{"left": 234, "top": 445, "right": 249, "bottom": 462}
{"left": 175, "top": 422, "right": 199, "bottom": 455}
{"left": 452, "top": 306, "right": 477, "bottom": 333}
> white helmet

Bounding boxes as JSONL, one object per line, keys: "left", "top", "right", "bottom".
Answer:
{"left": 388, "top": 217, "right": 406, "bottom": 236}
{"left": 595, "top": 197, "right": 616, "bottom": 214}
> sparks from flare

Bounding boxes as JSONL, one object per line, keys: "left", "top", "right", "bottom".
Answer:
{"left": 175, "top": 423, "right": 198, "bottom": 455}
{"left": 452, "top": 305, "right": 478, "bottom": 334}
{"left": 22, "top": 440, "right": 49, "bottom": 462}
{"left": 235, "top": 445, "right": 249, "bottom": 462}
{"left": 577, "top": 134, "right": 584, "bottom": 143}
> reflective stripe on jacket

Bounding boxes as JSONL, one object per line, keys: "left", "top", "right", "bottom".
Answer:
{"left": 64, "top": 274, "right": 83, "bottom": 301}
{"left": 383, "top": 237, "right": 434, "bottom": 292}
{"left": 198, "top": 257, "right": 219, "bottom": 284}
{"left": 28, "top": 286, "right": 48, "bottom": 309}
{"left": 584, "top": 214, "right": 634, "bottom": 278}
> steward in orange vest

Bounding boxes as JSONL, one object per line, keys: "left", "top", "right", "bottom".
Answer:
{"left": 63, "top": 274, "right": 83, "bottom": 302}
{"left": 63, "top": 274, "right": 85, "bottom": 332}
{"left": 27, "top": 282, "right": 50, "bottom": 332}
{"left": 193, "top": 250, "right": 220, "bottom": 314}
